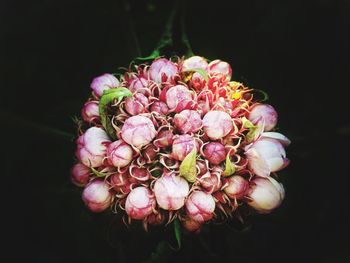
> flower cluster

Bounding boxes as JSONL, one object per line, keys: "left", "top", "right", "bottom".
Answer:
{"left": 71, "top": 56, "right": 291, "bottom": 232}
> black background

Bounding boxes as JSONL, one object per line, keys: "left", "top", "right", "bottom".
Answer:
{"left": 1, "top": 0, "right": 349, "bottom": 262}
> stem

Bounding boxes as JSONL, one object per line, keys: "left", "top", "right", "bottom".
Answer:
{"left": 136, "top": 0, "right": 179, "bottom": 61}
{"left": 180, "top": 0, "right": 194, "bottom": 57}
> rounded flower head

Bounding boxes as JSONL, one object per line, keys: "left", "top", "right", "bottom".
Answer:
{"left": 82, "top": 179, "right": 112, "bottom": 212}
{"left": 121, "top": 115, "right": 157, "bottom": 148}
{"left": 181, "top": 217, "right": 202, "bottom": 233}
{"left": 203, "top": 142, "right": 226, "bottom": 165}
{"left": 76, "top": 127, "right": 111, "bottom": 167}
{"left": 248, "top": 104, "right": 278, "bottom": 132}
{"left": 71, "top": 163, "right": 91, "bottom": 187}
{"left": 182, "top": 56, "right": 208, "bottom": 71}
{"left": 223, "top": 175, "right": 249, "bottom": 199}
{"left": 81, "top": 101, "right": 99, "bottom": 123}
{"left": 245, "top": 135, "right": 290, "bottom": 177}
{"left": 203, "top": 110, "right": 233, "bottom": 140}
{"left": 125, "top": 93, "right": 149, "bottom": 115}
{"left": 128, "top": 76, "right": 149, "bottom": 94}
{"left": 125, "top": 187, "right": 155, "bottom": 220}
{"left": 185, "top": 191, "right": 215, "bottom": 223}
{"left": 247, "top": 177, "right": 285, "bottom": 213}
{"left": 165, "top": 85, "right": 193, "bottom": 113}
{"left": 173, "top": 110, "right": 202, "bottom": 134}
{"left": 106, "top": 140, "right": 133, "bottom": 168}
{"left": 149, "top": 58, "right": 178, "bottom": 83}
{"left": 172, "top": 134, "right": 198, "bottom": 161}
{"left": 154, "top": 173, "right": 189, "bottom": 210}
{"left": 208, "top": 59, "right": 232, "bottom": 80}
{"left": 90, "top": 73, "right": 119, "bottom": 98}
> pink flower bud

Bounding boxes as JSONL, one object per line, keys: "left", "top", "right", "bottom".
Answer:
{"left": 203, "top": 142, "right": 226, "bottom": 165}
{"left": 165, "top": 85, "right": 193, "bottom": 112}
{"left": 125, "top": 187, "right": 155, "bottom": 220}
{"left": 71, "top": 163, "right": 91, "bottom": 187}
{"left": 173, "top": 110, "right": 202, "bottom": 134}
{"left": 185, "top": 191, "right": 215, "bottom": 223}
{"left": 247, "top": 177, "right": 285, "bottom": 213}
{"left": 182, "top": 56, "right": 208, "bottom": 71}
{"left": 223, "top": 175, "right": 248, "bottom": 199}
{"left": 203, "top": 111, "right": 233, "bottom": 140}
{"left": 181, "top": 217, "right": 202, "bottom": 233}
{"left": 76, "top": 127, "right": 111, "bottom": 167}
{"left": 154, "top": 173, "right": 189, "bottom": 210}
{"left": 82, "top": 179, "right": 112, "bottom": 212}
{"left": 208, "top": 59, "right": 232, "bottom": 80}
{"left": 150, "top": 101, "right": 169, "bottom": 115}
{"left": 147, "top": 212, "right": 165, "bottom": 226}
{"left": 125, "top": 93, "right": 149, "bottom": 116}
{"left": 198, "top": 171, "right": 222, "bottom": 193}
{"left": 121, "top": 116, "right": 157, "bottom": 148}
{"left": 110, "top": 172, "right": 136, "bottom": 194}
{"left": 128, "top": 76, "right": 149, "bottom": 94}
{"left": 248, "top": 104, "right": 278, "bottom": 132}
{"left": 130, "top": 166, "right": 151, "bottom": 182}
{"left": 154, "top": 129, "right": 173, "bottom": 148}
{"left": 81, "top": 101, "right": 99, "bottom": 123}
{"left": 106, "top": 140, "right": 133, "bottom": 168}
{"left": 142, "top": 144, "right": 158, "bottom": 163}
{"left": 172, "top": 134, "right": 198, "bottom": 161}
{"left": 149, "top": 58, "right": 178, "bottom": 83}
{"left": 245, "top": 136, "right": 289, "bottom": 177}
{"left": 90, "top": 73, "right": 120, "bottom": 98}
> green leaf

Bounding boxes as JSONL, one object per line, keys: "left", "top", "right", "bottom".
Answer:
{"left": 135, "top": 50, "right": 161, "bottom": 61}
{"left": 242, "top": 117, "right": 259, "bottom": 143}
{"left": 99, "top": 87, "right": 132, "bottom": 139}
{"left": 91, "top": 167, "right": 111, "bottom": 178}
{"left": 174, "top": 219, "right": 182, "bottom": 249}
{"left": 179, "top": 147, "right": 197, "bottom": 183}
{"left": 223, "top": 153, "right": 235, "bottom": 177}
{"left": 241, "top": 117, "right": 255, "bottom": 129}
{"left": 183, "top": 68, "right": 209, "bottom": 82}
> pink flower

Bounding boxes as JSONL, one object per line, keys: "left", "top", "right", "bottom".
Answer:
{"left": 173, "top": 110, "right": 202, "bottom": 134}
{"left": 71, "top": 163, "right": 91, "bottom": 187}
{"left": 142, "top": 144, "right": 158, "bottom": 163}
{"left": 150, "top": 101, "right": 169, "bottom": 115}
{"left": 185, "top": 191, "right": 215, "bottom": 223}
{"left": 181, "top": 217, "right": 202, "bottom": 233}
{"left": 90, "top": 73, "right": 119, "bottom": 98}
{"left": 203, "top": 110, "right": 233, "bottom": 140}
{"left": 154, "top": 129, "right": 173, "bottom": 148}
{"left": 106, "top": 140, "right": 133, "bottom": 168}
{"left": 149, "top": 58, "right": 178, "bottom": 83}
{"left": 154, "top": 173, "right": 189, "bottom": 210}
{"left": 81, "top": 101, "right": 99, "bottom": 123}
{"left": 165, "top": 85, "right": 193, "bottom": 113}
{"left": 203, "top": 142, "right": 226, "bottom": 165}
{"left": 245, "top": 134, "right": 290, "bottom": 177}
{"left": 248, "top": 104, "right": 278, "bottom": 132}
{"left": 208, "top": 59, "right": 232, "bottom": 80}
{"left": 198, "top": 171, "right": 222, "bottom": 193}
{"left": 182, "top": 56, "right": 208, "bottom": 71}
{"left": 247, "top": 177, "right": 285, "bottom": 214}
{"left": 110, "top": 172, "right": 137, "bottom": 194}
{"left": 223, "top": 175, "right": 249, "bottom": 199}
{"left": 129, "top": 166, "right": 151, "bottom": 182}
{"left": 125, "top": 187, "right": 155, "bottom": 220}
{"left": 128, "top": 76, "right": 149, "bottom": 94}
{"left": 121, "top": 115, "right": 157, "bottom": 148}
{"left": 82, "top": 179, "right": 113, "bottom": 212}
{"left": 172, "top": 134, "right": 198, "bottom": 161}
{"left": 76, "top": 127, "right": 111, "bottom": 167}
{"left": 124, "top": 93, "right": 149, "bottom": 115}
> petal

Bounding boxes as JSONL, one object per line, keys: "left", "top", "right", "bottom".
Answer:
{"left": 245, "top": 148, "right": 270, "bottom": 177}
{"left": 261, "top": 132, "right": 291, "bottom": 146}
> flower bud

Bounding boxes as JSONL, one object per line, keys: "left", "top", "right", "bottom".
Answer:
{"left": 130, "top": 166, "right": 151, "bottom": 182}
{"left": 90, "top": 73, "right": 119, "bottom": 98}
{"left": 150, "top": 101, "right": 169, "bottom": 115}
{"left": 245, "top": 136, "right": 289, "bottom": 177}
{"left": 182, "top": 56, "right": 208, "bottom": 71}
{"left": 121, "top": 116, "right": 157, "bottom": 148}
{"left": 81, "top": 101, "right": 99, "bottom": 123}
{"left": 165, "top": 85, "right": 193, "bottom": 112}
{"left": 208, "top": 59, "right": 232, "bottom": 80}
{"left": 147, "top": 212, "right": 165, "bottom": 226}
{"left": 173, "top": 110, "right": 202, "bottom": 134}
{"left": 125, "top": 93, "right": 149, "bottom": 115}
{"left": 203, "top": 142, "right": 226, "bottom": 165}
{"left": 82, "top": 179, "right": 112, "bottom": 212}
{"left": 149, "top": 58, "right": 178, "bottom": 83}
{"left": 154, "top": 129, "right": 173, "bottom": 148}
{"left": 198, "top": 171, "right": 222, "bottom": 193}
{"left": 110, "top": 172, "right": 136, "bottom": 194}
{"left": 172, "top": 134, "right": 198, "bottom": 161}
{"left": 248, "top": 104, "right": 278, "bottom": 132}
{"left": 203, "top": 111, "right": 233, "bottom": 140}
{"left": 223, "top": 175, "right": 248, "bottom": 199}
{"left": 106, "top": 140, "right": 133, "bottom": 168}
{"left": 125, "top": 187, "right": 155, "bottom": 220}
{"left": 128, "top": 76, "right": 149, "bottom": 94}
{"left": 185, "top": 191, "right": 215, "bottom": 223}
{"left": 76, "top": 127, "right": 111, "bottom": 167}
{"left": 154, "top": 173, "right": 189, "bottom": 210}
{"left": 142, "top": 144, "right": 158, "bottom": 163}
{"left": 247, "top": 177, "right": 285, "bottom": 213}
{"left": 71, "top": 163, "right": 91, "bottom": 187}
{"left": 181, "top": 217, "right": 202, "bottom": 233}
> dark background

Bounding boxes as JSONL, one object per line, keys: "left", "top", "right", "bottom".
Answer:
{"left": 1, "top": 0, "right": 349, "bottom": 262}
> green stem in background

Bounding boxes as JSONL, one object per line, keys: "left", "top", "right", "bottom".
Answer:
{"left": 180, "top": 0, "right": 194, "bottom": 57}
{"left": 136, "top": 1, "right": 179, "bottom": 61}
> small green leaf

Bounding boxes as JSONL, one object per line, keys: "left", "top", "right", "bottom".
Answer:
{"left": 174, "top": 219, "right": 182, "bottom": 249}
{"left": 241, "top": 117, "right": 255, "bottom": 129}
{"left": 91, "top": 167, "right": 111, "bottom": 178}
{"left": 223, "top": 153, "right": 235, "bottom": 177}
{"left": 242, "top": 117, "right": 259, "bottom": 143}
{"left": 179, "top": 147, "right": 197, "bottom": 183}
{"left": 183, "top": 68, "right": 209, "bottom": 82}
{"left": 99, "top": 87, "right": 132, "bottom": 139}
